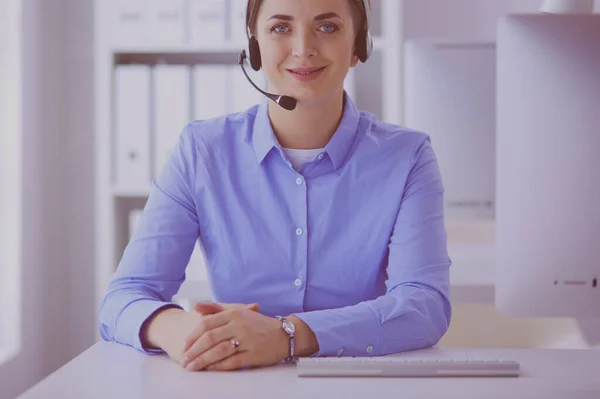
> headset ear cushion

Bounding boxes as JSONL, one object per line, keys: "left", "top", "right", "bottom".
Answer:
{"left": 248, "top": 36, "right": 262, "bottom": 71}
{"left": 355, "top": 29, "right": 368, "bottom": 63}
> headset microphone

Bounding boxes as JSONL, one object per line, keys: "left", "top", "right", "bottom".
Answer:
{"left": 238, "top": 50, "right": 297, "bottom": 111}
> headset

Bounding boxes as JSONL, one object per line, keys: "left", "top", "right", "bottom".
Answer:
{"left": 238, "top": 0, "right": 373, "bottom": 111}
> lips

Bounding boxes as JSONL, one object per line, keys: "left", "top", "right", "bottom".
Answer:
{"left": 287, "top": 66, "right": 327, "bottom": 75}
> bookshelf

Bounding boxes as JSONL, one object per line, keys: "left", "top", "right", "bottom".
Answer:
{"left": 93, "top": 0, "right": 404, "bottom": 328}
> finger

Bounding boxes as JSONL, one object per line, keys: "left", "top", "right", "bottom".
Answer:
{"left": 246, "top": 303, "right": 260, "bottom": 312}
{"left": 194, "top": 302, "right": 259, "bottom": 315}
{"left": 181, "top": 318, "right": 237, "bottom": 364}
{"left": 182, "top": 311, "right": 233, "bottom": 352}
{"left": 207, "top": 352, "right": 249, "bottom": 372}
{"left": 193, "top": 302, "right": 224, "bottom": 315}
{"left": 184, "top": 336, "right": 243, "bottom": 372}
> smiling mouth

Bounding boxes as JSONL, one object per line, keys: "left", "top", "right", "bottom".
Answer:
{"left": 287, "top": 67, "right": 327, "bottom": 75}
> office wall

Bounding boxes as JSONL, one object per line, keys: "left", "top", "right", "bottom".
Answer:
{"left": 1, "top": 1, "right": 68, "bottom": 397}
{"left": 62, "top": 0, "right": 96, "bottom": 360}
{"left": 0, "top": 0, "right": 96, "bottom": 397}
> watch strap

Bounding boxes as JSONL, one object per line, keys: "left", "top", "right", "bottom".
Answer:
{"left": 276, "top": 316, "right": 296, "bottom": 362}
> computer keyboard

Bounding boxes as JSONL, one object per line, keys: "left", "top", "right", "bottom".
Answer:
{"left": 296, "top": 356, "right": 521, "bottom": 378}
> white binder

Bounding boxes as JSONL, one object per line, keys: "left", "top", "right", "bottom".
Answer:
{"left": 229, "top": 64, "right": 265, "bottom": 113}
{"left": 193, "top": 65, "right": 229, "bottom": 120}
{"left": 189, "top": 0, "right": 227, "bottom": 47}
{"left": 111, "top": 0, "right": 148, "bottom": 47}
{"left": 128, "top": 209, "right": 144, "bottom": 239}
{"left": 114, "top": 65, "right": 151, "bottom": 189}
{"left": 147, "top": 0, "right": 186, "bottom": 46}
{"left": 153, "top": 65, "right": 191, "bottom": 178}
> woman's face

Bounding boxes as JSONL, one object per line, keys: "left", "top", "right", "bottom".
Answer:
{"left": 255, "top": 0, "right": 359, "bottom": 106}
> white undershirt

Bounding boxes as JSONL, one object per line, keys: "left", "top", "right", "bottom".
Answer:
{"left": 281, "top": 147, "right": 325, "bottom": 171}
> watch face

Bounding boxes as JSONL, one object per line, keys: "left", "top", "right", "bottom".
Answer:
{"left": 283, "top": 320, "right": 296, "bottom": 335}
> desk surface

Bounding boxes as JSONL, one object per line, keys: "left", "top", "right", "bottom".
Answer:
{"left": 17, "top": 342, "right": 600, "bottom": 399}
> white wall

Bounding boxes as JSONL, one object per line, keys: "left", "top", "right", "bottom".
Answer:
{"left": 0, "top": 0, "right": 21, "bottom": 358}
{"left": 0, "top": 0, "right": 67, "bottom": 395}
{"left": 0, "top": 0, "right": 96, "bottom": 397}
{"left": 63, "top": 0, "right": 97, "bottom": 360}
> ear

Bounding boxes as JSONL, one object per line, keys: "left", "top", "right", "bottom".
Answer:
{"left": 350, "top": 53, "right": 360, "bottom": 68}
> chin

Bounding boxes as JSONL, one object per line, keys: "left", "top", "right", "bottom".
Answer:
{"left": 289, "top": 86, "right": 342, "bottom": 106}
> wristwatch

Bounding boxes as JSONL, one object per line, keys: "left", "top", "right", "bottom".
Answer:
{"left": 275, "top": 316, "right": 296, "bottom": 362}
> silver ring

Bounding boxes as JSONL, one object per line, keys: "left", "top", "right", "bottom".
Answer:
{"left": 231, "top": 339, "right": 240, "bottom": 350}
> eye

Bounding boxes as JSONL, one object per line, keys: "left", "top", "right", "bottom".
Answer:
{"left": 270, "top": 24, "right": 290, "bottom": 34}
{"left": 318, "top": 23, "right": 338, "bottom": 33}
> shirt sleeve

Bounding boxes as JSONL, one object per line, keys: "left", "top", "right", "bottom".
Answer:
{"left": 98, "top": 125, "right": 200, "bottom": 354}
{"left": 292, "top": 136, "right": 452, "bottom": 357}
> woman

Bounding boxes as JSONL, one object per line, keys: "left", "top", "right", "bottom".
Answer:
{"left": 99, "top": 0, "right": 452, "bottom": 372}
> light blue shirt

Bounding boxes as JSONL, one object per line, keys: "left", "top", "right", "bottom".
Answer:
{"left": 98, "top": 95, "right": 453, "bottom": 358}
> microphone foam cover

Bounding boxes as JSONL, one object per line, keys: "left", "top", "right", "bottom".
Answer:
{"left": 278, "top": 96, "right": 297, "bottom": 111}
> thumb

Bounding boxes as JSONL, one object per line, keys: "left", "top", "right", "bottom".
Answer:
{"left": 193, "top": 302, "right": 225, "bottom": 315}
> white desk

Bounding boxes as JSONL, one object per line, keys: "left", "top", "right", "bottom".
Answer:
{"left": 17, "top": 342, "right": 600, "bottom": 399}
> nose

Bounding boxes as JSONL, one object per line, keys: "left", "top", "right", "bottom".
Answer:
{"left": 291, "top": 29, "right": 318, "bottom": 59}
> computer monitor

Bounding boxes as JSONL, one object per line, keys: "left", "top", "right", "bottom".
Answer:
{"left": 495, "top": 14, "right": 600, "bottom": 318}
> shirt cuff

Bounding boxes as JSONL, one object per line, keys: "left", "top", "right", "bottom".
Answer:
{"left": 292, "top": 303, "right": 383, "bottom": 358}
{"left": 117, "top": 298, "right": 183, "bottom": 355}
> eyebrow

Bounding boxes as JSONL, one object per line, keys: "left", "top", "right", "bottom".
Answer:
{"left": 268, "top": 12, "right": 342, "bottom": 22}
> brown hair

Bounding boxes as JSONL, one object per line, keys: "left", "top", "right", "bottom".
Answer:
{"left": 246, "top": 0, "right": 370, "bottom": 38}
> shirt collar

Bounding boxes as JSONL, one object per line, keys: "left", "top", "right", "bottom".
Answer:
{"left": 250, "top": 93, "right": 361, "bottom": 170}
{"left": 251, "top": 99, "right": 279, "bottom": 165}
{"left": 323, "top": 93, "right": 361, "bottom": 170}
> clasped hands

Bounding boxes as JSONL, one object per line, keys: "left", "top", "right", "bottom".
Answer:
{"left": 178, "top": 302, "right": 290, "bottom": 372}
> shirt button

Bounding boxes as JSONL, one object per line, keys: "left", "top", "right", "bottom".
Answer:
{"left": 295, "top": 177, "right": 303, "bottom": 185}
{"left": 366, "top": 345, "right": 374, "bottom": 354}
{"left": 294, "top": 279, "right": 302, "bottom": 287}
{"left": 317, "top": 153, "right": 324, "bottom": 160}
{"left": 337, "top": 348, "right": 345, "bottom": 357}
{"left": 296, "top": 228, "right": 303, "bottom": 236}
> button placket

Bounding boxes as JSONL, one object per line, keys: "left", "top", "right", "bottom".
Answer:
{"left": 292, "top": 173, "right": 309, "bottom": 299}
